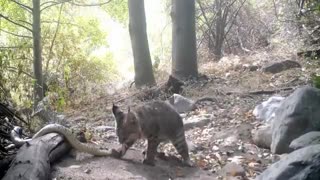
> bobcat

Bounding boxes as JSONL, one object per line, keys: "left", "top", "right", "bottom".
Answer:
{"left": 112, "top": 100, "right": 192, "bottom": 166}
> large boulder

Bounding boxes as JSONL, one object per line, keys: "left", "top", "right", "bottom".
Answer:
{"left": 167, "top": 94, "right": 196, "bottom": 113}
{"left": 253, "top": 96, "right": 285, "bottom": 124}
{"left": 255, "top": 144, "right": 320, "bottom": 180}
{"left": 271, "top": 86, "right": 320, "bottom": 154}
{"left": 289, "top": 131, "right": 320, "bottom": 150}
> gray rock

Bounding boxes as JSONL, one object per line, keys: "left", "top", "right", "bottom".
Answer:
{"left": 262, "top": 60, "right": 301, "bottom": 74}
{"left": 183, "top": 115, "right": 212, "bottom": 130}
{"left": 255, "top": 144, "right": 320, "bottom": 180}
{"left": 253, "top": 96, "right": 285, "bottom": 124}
{"left": 271, "top": 86, "right": 320, "bottom": 154}
{"left": 221, "top": 162, "right": 246, "bottom": 178}
{"left": 167, "top": 94, "right": 196, "bottom": 113}
{"left": 252, "top": 125, "right": 272, "bottom": 149}
{"left": 290, "top": 131, "right": 320, "bottom": 150}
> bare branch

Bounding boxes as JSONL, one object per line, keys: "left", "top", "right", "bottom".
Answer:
{"left": 0, "top": 46, "right": 32, "bottom": 49}
{"left": 41, "top": 1, "right": 71, "bottom": 12}
{"left": 69, "top": 0, "right": 112, "bottom": 7}
{"left": 41, "top": 20, "right": 82, "bottom": 28}
{"left": 197, "top": 0, "right": 215, "bottom": 45}
{"left": 41, "top": 0, "right": 112, "bottom": 11}
{"left": 0, "top": 29, "right": 32, "bottom": 38}
{"left": 45, "top": 4, "right": 64, "bottom": 73}
{"left": 0, "top": 14, "right": 33, "bottom": 32}
{"left": 40, "top": 1, "right": 57, "bottom": 7}
{"left": 224, "top": 0, "right": 247, "bottom": 39}
{"left": 7, "top": 66, "right": 34, "bottom": 78}
{"left": 18, "top": 19, "right": 33, "bottom": 26}
{"left": 9, "top": 0, "right": 32, "bottom": 12}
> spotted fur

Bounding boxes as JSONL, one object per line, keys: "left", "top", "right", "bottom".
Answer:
{"left": 112, "top": 100, "right": 192, "bottom": 166}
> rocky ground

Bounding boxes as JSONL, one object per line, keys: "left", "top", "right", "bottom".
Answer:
{"left": 51, "top": 51, "right": 319, "bottom": 180}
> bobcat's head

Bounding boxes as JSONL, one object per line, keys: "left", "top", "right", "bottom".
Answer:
{"left": 112, "top": 104, "right": 141, "bottom": 145}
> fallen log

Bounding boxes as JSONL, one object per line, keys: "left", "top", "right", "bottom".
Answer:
{"left": 2, "top": 133, "right": 71, "bottom": 180}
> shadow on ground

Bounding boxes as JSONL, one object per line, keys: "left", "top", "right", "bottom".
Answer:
{"left": 52, "top": 145, "right": 215, "bottom": 180}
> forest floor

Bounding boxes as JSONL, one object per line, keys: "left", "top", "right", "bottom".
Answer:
{"left": 51, "top": 49, "right": 319, "bottom": 180}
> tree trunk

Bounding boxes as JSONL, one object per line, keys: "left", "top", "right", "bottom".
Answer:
{"left": 128, "top": 0, "right": 156, "bottom": 87}
{"left": 214, "top": 0, "right": 224, "bottom": 60}
{"left": 32, "top": 0, "right": 44, "bottom": 108}
{"left": 171, "top": 0, "right": 198, "bottom": 79}
{"left": 2, "top": 133, "right": 71, "bottom": 180}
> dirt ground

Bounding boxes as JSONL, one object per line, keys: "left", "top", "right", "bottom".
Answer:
{"left": 52, "top": 52, "right": 319, "bottom": 180}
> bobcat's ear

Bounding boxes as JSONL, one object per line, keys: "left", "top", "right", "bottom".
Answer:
{"left": 112, "top": 103, "right": 124, "bottom": 125}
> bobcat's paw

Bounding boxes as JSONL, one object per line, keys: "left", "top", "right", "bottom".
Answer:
{"left": 111, "top": 149, "right": 122, "bottom": 159}
{"left": 183, "top": 159, "right": 194, "bottom": 167}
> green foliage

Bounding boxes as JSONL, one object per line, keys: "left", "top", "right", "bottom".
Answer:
{"left": 0, "top": 1, "right": 118, "bottom": 109}
{"left": 104, "top": 0, "right": 128, "bottom": 24}
{"left": 312, "top": 74, "right": 320, "bottom": 89}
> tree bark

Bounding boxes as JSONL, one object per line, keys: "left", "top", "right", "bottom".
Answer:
{"left": 171, "top": 0, "right": 198, "bottom": 79}
{"left": 128, "top": 0, "right": 156, "bottom": 87}
{"left": 2, "top": 133, "right": 71, "bottom": 180}
{"left": 32, "top": 0, "right": 44, "bottom": 108}
{"left": 214, "top": 0, "right": 226, "bottom": 60}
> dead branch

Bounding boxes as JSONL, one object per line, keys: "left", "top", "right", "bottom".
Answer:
{"left": 227, "top": 87, "right": 295, "bottom": 95}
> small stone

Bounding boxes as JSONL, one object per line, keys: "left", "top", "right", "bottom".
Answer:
{"left": 212, "top": 145, "right": 219, "bottom": 151}
{"left": 69, "top": 165, "right": 81, "bottom": 169}
{"left": 84, "top": 169, "right": 91, "bottom": 174}
{"left": 221, "top": 162, "right": 246, "bottom": 177}
{"left": 248, "top": 162, "right": 260, "bottom": 168}
{"left": 226, "top": 151, "right": 234, "bottom": 156}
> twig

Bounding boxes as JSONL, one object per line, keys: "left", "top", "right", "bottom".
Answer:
{"left": 0, "top": 46, "right": 32, "bottom": 49}
{"left": 9, "top": 0, "right": 32, "bottom": 12}
{"left": 6, "top": 66, "right": 34, "bottom": 78}
{"left": 45, "top": 4, "right": 64, "bottom": 73}
{"left": 0, "top": 29, "right": 32, "bottom": 39}
{"left": 69, "top": 0, "right": 112, "bottom": 7}
{"left": 41, "top": 1, "right": 70, "bottom": 12}
{"left": 227, "top": 87, "right": 295, "bottom": 95}
{"left": 0, "top": 14, "right": 33, "bottom": 32}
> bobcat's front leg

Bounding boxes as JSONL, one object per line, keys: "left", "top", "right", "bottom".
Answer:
{"left": 143, "top": 139, "right": 160, "bottom": 166}
{"left": 112, "top": 142, "right": 134, "bottom": 158}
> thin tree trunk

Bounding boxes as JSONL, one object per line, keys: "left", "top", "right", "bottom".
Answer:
{"left": 171, "top": 0, "right": 198, "bottom": 79}
{"left": 215, "top": 0, "right": 224, "bottom": 60}
{"left": 32, "top": 0, "right": 44, "bottom": 108}
{"left": 128, "top": 0, "right": 156, "bottom": 87}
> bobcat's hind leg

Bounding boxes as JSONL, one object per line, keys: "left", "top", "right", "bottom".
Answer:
{"left": 171, "top": 131, "right": 193, "bottom": 167}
